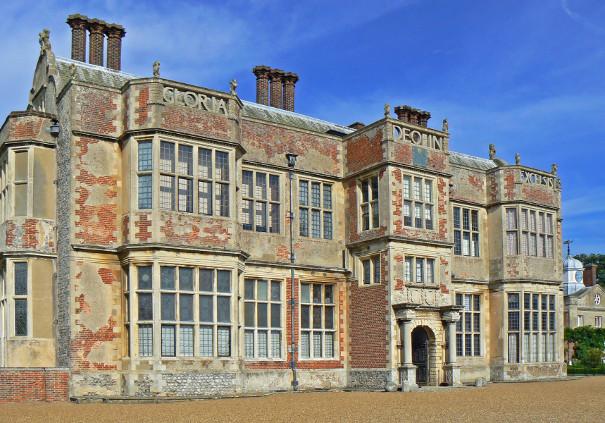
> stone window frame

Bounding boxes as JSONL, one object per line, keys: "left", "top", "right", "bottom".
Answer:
{"left": 359, "top": 254, "right": 381, "bottom": 286}
{"left": 505, "top": 206, "right": 555, "bottom": 258}
{"left": 134, "top": 135, "right": 233, "bottom": 218}
{"left": 455, "top": 293, "right": 482, "bottom": 357}
{"left": 577, "top": 315, "right": 584, "bottom": 327}
{"left": 403, "top": 255, "right": 437, "bottom": 286}
{"left": 0, "top": 153, "right": 9, "bottom": 222}
{"left": 506, "top": 291, "right": 557, "bottom": 364}
{"left": 243, "top": 278, "right": 284, "bottom": 360}
{"left": 358, "top": 174, "right": 379, "bottom": 231}
{"left": 298, "top": 178, "right": 333, "bottom": 240}
{"left": 402, "top": 173, "right": 434, "bottom": 231}
{"left": 453, "top": 206, "right": 480, "bottom": 257}
{"left": 7, "top": 260, "right": 30, "bottom": 338}
{"left": 241, "top": 167, "right": 281, "bottom": 234}
{"left": 595, "top": 316, "right": 602, "bottom": 328}
{"left": 127, "top": 262, "right": 234, "bottom": 360}
{"left": 299, "top": 282, "right": 337, "bottom": 360}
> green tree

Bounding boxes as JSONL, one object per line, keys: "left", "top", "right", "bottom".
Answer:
{"left": 565, "top": 326, "right": 605, "bottom": 365}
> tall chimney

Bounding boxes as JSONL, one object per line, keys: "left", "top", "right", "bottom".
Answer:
{"left": 66, "top": 14, "right": 88, "bottom": 62}
{"left": 282, "top": 72, "right": 299, "bottom": 112}
{"left": 270, "top": 69, "right": 285, "bottom": 109}
{"left": 252, "top": 65, "right": 271, "bottom": 106}
{"left": 88, "top": 19, "right": 106, "bottom": 66}
{"left": 394, "top": 105, "right": 431, "bottom": 128}
{"left": 583, "top": 264, "right": 598, "bottom": 287}
{"left": 105, "top": 23, "right": 126, "bottom": 71}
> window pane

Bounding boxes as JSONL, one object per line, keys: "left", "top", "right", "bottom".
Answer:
{"left": 301, "top": 305, "right": 310, "bottom": 329}
{"left": 138, "top": 324, "right": 153, "bottom": 357}
{"left": 200, "top": 295, "right": 213, "bottom": 322}
{"left": 311, "top": 182, "right": 321, "bottom": 207}
{"left": 177, "top": 268, "right": 193, "bottom": 291}
{"left": 424, "top": 180, "right": 432, "bottom": 203}
{"left": 299, "top": 208, "right": 309, "bottom": 237}
{"left": 301, "top": 284, "right": 310, "bottom": 303}
{"left": 161, "top": 325, "right": 176, "bottom": 357}
{"left": 271, "top": 303, "right": 281, "bottom": 328}
{"left": 403, "top": 176, "right": 411, "bottom": 199}
{"left": 245, "top": 280, "right": 255, "bottom": 300}
{"left": 301, "top": 331, "right": 310, "bottom": 359}
{"left": 177, "top": 144, "right": 193, "bottom": 175}
{"left": 453, "top": 207, "right": 461, "bottom": 229}
{"left": 323, "top": 185, "right": 332, "bottom": 209}
{"left": 255, "top": 202, "right": 267, "bottom": 232}
{"left": 244, "top": 302, "right": 255, "bottom": 327}
{"left": 217, "top": 296, "right": 231, "bottom": 323}
{"left": 160, "top": 141, "right": 175, "bottom": 173}
{"left": 14, "top": 183, "right": 26, "bottom": 216}
{"left": 299, "top": 181, "right": 308, "bottom": 206}
{"left": 257, "top": 280, "right": 268, "bottom": 301}
{"left": 324, "top": 285, "right": 334, "bottom": 304}
{"left": 371, "top": 176, "right": 378, "bottom": 200}
{"left": 242, "top": 170, "right": 253, "bottom": 198}
{"left": 313, "top": 285, "right": 322, "bottom": 303}
{"left": 198, "top": 181, "right": 212, "bottom": 215}
{"left": 138, "top": 175, "right": 152, "bottom": 209}
{"left": 199, "top": 326, "right": 213, "bottom": 357}
{"left": 373, "top": 256, "right": 381, "bottom": 284}
{"left": 138, "top": 141, "right": 152, "bottom": 171}
{"left": 179, "top": 294, "right": 193, "bottom": 321}
{"left": 178, "top": 177, "right": 193, "bottom": 212}
{"left": 14, "top": 299, "right": 27, "bottom": 336}
{"left": 413, "top": 178, "right": 421, "bottom": 201}
{"left": 323, "top": 212, "right": 333, "bottom": 240}
{"left": 313, "top": 332, "right": 322, "bottom": 358}
{"left": 138, "top": 293, "right": 153, "bottom": 320}
{"left": 199, "top": 269, "right": 213, "bottom": 292}
{"left": 362, "top": 259, "right": 371, "bottom": 285}
{"left": 269, "top": 203, "right": 280, "bottom": 233}
{"left": 180, "top": 326, "right": 194, "bottom": 357}
{"left": 271, "top": 281, "right": 281, "bottom": 301}
{"left": 242, "top": 199, "right": 253, "bottom": 230}
{"left": 271, "top": 331, "right": 281, "bottom": 358}
{"left": 257, "top": 303, "right": 268, "bottom": 327}
{"left": 325, "top": 332, "right": 334, "bottom": 358}
{"left": 244, "top": 330, "right": 254, "bottom": 358}
{"left": 269, "top": 174, "right": 279, "bottom": 202}
{"left": 325, "top": 306, "right": 334, "bottom": 329}
{"left": 216, "top": 182, "right": 230, "bottom": 217}
{"left": 161, "top": 293, "right": 176, "bottom": 320}
{"left": 256, "top": 173, "right": 267, "bottom": 200}
{"left": 199, "top": 148, "right": 212, "bottom": 179}
{"left": 217, "top": 270, "right": 231, "bottom": 293}
{"left": 14, "top": 262, "right": 27, "bottom": 295}
{"left": 217, "top": 327, "right": 231, "bottom": 357}
{"left": 311, "top": 210, "right": 321, "bottom": 238}
{"left": 159, "top": 175, "right": 174, "bottom": 210}
{"left": 160, "top": 266, "right": 175, "bottom": 290}
{"left": 313, "top": 306, "right": 322, "bottom": 328}
{"left": 215, "top": 151, "right": 229, "bottom": 181}
{"left": 463, "top": 209, "right": 470, "bottom": 230}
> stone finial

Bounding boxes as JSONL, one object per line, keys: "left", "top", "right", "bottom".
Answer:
{"left": 489, "top": 144, "right": 496, "bottom": 160}
{"left": 384, "top": 103, "right": 391, "bottom": 118}
{"left": 69, "top": 63, "right": 76, "bottom": 79}
{"left": 153, "top": 61, "right": 160, "bottom": 77}
{"left": 230, "top": 79, "right": 238, "bottom": 96}
{"left": 551, "top": 163, "right": 558, "bottom": 176}
{"left": 442, "top": 118, "right": 448, "bottom": 133}
{"left": 515, "top": 153, "right": 521, "bottom": 165}
{"left": 39, "top": 29, "right": 51, "bottom": 52}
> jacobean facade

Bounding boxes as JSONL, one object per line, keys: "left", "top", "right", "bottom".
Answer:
{"left": 0, "top": 16, "right": 566, "bottom": 399}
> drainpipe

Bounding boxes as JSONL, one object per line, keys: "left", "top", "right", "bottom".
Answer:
{"left": 286, "top": 152, "right": 299, "bottom": 391}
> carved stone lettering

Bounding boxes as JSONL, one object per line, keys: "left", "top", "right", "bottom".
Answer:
{"left": 162, "top": 86, "right": 228, "bottom": 115}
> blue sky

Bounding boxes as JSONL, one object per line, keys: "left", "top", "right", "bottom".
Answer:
{"left": 0, "top": 0, "right": 603, "bottom": 254}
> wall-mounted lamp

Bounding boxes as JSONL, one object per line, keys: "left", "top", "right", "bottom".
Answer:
{"left": 50, "top": 120, "right": 61, "bottom": 138}
{"left": 286, "top": 152, "right": 298, "bottom": 168}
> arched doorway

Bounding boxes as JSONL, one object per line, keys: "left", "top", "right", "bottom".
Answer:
{"left": 412, "top": 326, "right": 432, "bottom": 385}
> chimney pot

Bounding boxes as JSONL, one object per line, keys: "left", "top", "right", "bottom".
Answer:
{"left": 88, "top": 19, "right": 106, "bottom": 66}
{"left": 105, "top": 23, "right": 126, "bottom": 71}
{"left": 66, "top": 14, "right": 89, "bottom": 62}
{"left": 282, "top": 72, "right": 299, "bottom": 112}
{"left": 252, "top": 65, "right": 271, "bottom": 106}
{"left": 270, "top": 69, "right": 285, "bottom": 109}
{"left": 394, "top": 105, "right": 431, "bottom": 127}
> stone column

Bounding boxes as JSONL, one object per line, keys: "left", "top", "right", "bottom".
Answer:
{"left": 252, "top": 65, "right": 271, "bottom": 106}
{"left": 443, "top": 310, "right": 462, "bottom": 386}
{"left": 396, "top": 308, "right": 417, "bottom": 392}
{"left": 66, "top": 14, "right": 88, "bottom": 62}
{"left": 88, "top": 19, "right": 106, "bottom": 66}
{"left": 105, "top": 24, "right": 126, "bottom": 71}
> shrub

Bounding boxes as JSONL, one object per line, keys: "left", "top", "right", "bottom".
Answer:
{"left": 584, "top": 348, "right": 604, "bottom": 368}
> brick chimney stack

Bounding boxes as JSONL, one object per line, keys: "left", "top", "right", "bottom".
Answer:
{"left": 270, "top": 69, "right": 285, "bottom": 109}
{"left": 583, "top": 264, "right": 598, "bottom": 287}
{"left": 66, "top": 14, "right": 88, "bottom": 62}
{"left": 394, "top": 105, "right": 431, "bottom": 128}
{"left": 105, "top": 24, "right": 125, "bottom": 71}
{"left": 88, "top": 19, "right": 106, "bottom": 66}
{"left": 253, "top": 65, "right": 271, "bottom": 106}
{"left": 282, "top": 72, "right": 299, "bottom": 112}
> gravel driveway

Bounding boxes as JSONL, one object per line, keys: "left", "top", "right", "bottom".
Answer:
{"left": 1, "top": 376, "right": 602, "bottom": 422}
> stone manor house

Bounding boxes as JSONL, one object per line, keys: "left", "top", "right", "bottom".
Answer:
{"left": 0, "top": 15, "right": 566, "bottom": 399}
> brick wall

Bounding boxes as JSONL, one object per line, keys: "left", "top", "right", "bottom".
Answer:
{"left": 0, "top": 368, "right": 69, "bottom": 402}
